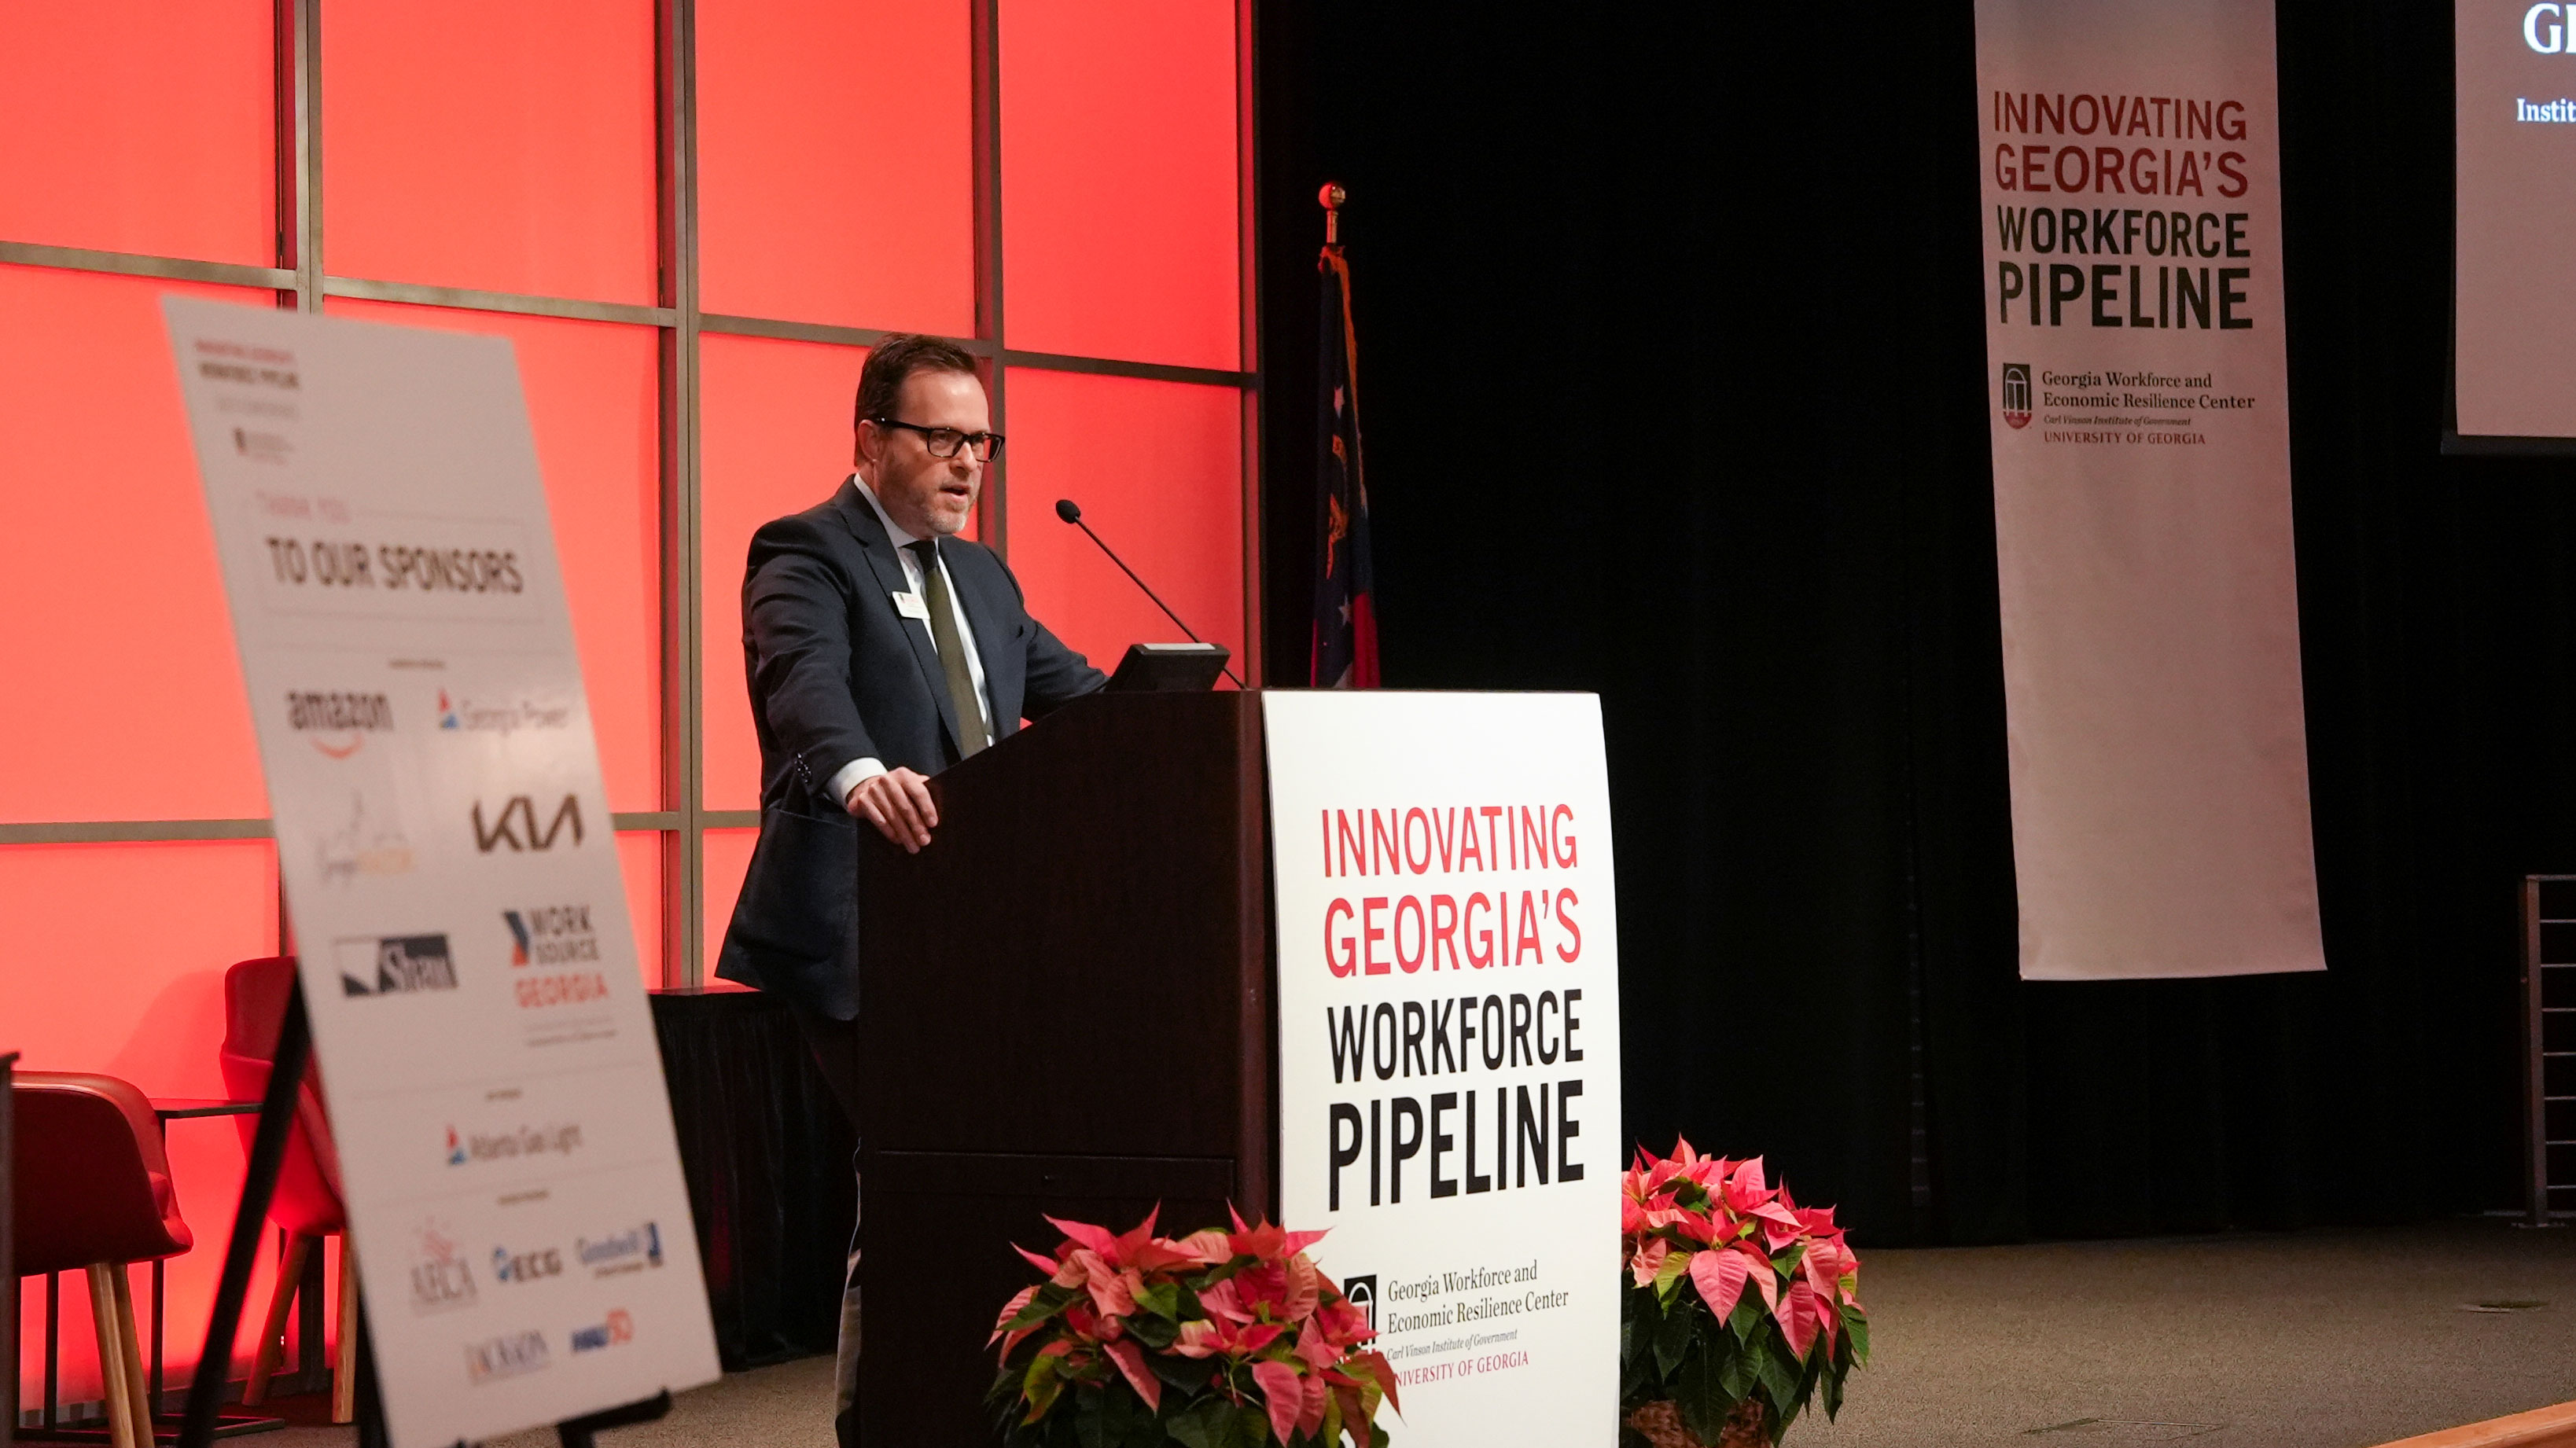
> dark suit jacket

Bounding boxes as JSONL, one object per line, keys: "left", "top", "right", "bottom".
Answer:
{"left": 714, "top": 477, "right": 1105, "bottom": 1018}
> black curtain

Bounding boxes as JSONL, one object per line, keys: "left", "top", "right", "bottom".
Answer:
{"left": 1254, "top": 0, "right": 2576, "bottom": 1244}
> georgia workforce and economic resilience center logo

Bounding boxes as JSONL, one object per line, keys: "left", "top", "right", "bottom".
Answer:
{"left": 1340, "top": 1274, "right": 1378, "bottom": 1333}
{"left": 2001, "top": 362, "right": 2033, "bottom": 428}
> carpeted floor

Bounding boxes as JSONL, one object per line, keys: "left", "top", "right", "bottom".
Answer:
{"left": 236, "top": 1218, "right": 2576, "bottom": 1447}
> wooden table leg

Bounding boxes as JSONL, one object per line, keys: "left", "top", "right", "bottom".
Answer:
{"left": 83, "top": 1266, "right": 135, "bottom": 1448}
{"left": 108, "top": 1266, "right": 153, "bottom": 1446}
{"left": 331, "top": 1237, "right": 359, "bottom": 1426}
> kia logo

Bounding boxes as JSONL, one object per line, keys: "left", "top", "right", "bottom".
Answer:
{"left": 472, "top": 795, "right": 585, "bottom": 852}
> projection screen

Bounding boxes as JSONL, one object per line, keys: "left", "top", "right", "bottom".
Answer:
{"left": 2456, "top": 0, "right": 2576, "bottom": 442}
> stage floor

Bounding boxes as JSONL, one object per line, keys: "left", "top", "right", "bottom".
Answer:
{"left": 244, "top": 1218, "right": 2576, "bottom": 1447}
{"left": 1802, "top": 1216, "right": 2576, "bottom": 1446}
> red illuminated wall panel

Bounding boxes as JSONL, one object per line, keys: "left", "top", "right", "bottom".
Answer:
{"left": 698, "top": 333, "right": 870, "bottom": 810}
{"left": 0, "top": 840, "right": 282, "bottom": 1402}
{"left": 324, "top": 0, "right": 657, "bottom": 303}
{"left": 697, "top": 0, "right": 976, "bottom": 334}
{"left": 0, "top": 269, "right": 267, "bottom": 822}
{"left": 0, "top": 0, "right": 274, "bottom": 264}
{"left": 1003, "top": 0, "right": 1240, "bottom": 369}
{"left": 618, "top": 831, "right": 664, "bottom": 987}
{"left": 701, "top": 827, "right": 757, "bottom": 973}
{"left": 322, "top": 300, "right": 662, "bottom": 810}
{"left": 1003, "top": 369, "right": 1243, "bottom": 681}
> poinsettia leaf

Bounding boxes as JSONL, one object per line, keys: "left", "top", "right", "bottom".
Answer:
{"left": 1653, "top": 1246, "right": 1695, "bottom": 1305}
{"left": 1652, "top": 1293, "right": 1696, "bottom": 1379}
{"left": 1755, "top": 1334, "right": 1801, "bottom": 1413}
{"left": 1823, "top": 1356, "right": 1846, "bottom": 1420}
{"left": 1727, "top": 1292, "right": 1763, "bottom": 1343}
{"left": 1168, "top": 1395, "right": 1236, "bottom": 1448}
{"left": 1127, "top": 1312, "right": 1178, "bottom": 1351}
{"left": 1844, "top": 1306, "right": 1870, "bottom": 1365}
{"left": 1673, "top": 1340, "right": 1730, "bottom": 1446}
{"left": 1717, "top": 1327, "right": 1759, "bottom": 1402}
{"left": 1026, "top": 1364, "right": 1065, "bottom": 1425}
{"left": 1135, "top": 1280, "right": 1183, "bottom": 1322}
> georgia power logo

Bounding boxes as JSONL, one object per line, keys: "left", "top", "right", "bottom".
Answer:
{"left": 2001, "top": 362, "right": 2033, "bottom": 429}
{"left": 438, "top": 689, "right": 571, "bottom": 735}
{"left": 286, "top": 689, "right": 392, "bottom": 759}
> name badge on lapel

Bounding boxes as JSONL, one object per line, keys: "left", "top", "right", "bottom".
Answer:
{"left": 892, "top": 590, "right": 932, "bottom": 621}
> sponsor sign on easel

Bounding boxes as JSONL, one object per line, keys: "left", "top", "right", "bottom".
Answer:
{"left": 163, "top": 298, "right": 719, "bottom": 1446}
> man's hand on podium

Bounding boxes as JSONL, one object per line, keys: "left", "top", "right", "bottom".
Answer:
{"left": 846, "top": 767, "right": 938, "bottom": 853}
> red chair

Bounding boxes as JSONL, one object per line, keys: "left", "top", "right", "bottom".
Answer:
{"left": 13, "top": 1071, "right": 193, "bottom": 1448}
{"left": 218, "top": 956, "right": 356, "bottom": 1424}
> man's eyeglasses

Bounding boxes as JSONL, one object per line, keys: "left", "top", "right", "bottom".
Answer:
{"left": 870, "top": 417, "right": 1005, "bottom": 462}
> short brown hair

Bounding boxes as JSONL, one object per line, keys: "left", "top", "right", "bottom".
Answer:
{"left": 854, "top": 334, "right": 981, "bottom": 431}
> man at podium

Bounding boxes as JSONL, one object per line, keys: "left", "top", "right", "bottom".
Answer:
{"left": 712, "top": 333, "right": 1105, "bottom": 1446}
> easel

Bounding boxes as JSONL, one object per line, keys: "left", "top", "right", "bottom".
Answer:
{"left": 175, "top": 983, "right": 672, "bottom": 1448}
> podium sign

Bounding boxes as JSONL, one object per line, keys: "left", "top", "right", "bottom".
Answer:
{"left": 1264, "top": 692, "right": 1622, "bottom": 1446}
{"left": 162, "top": 299, "right": 719, "bottom": 1446}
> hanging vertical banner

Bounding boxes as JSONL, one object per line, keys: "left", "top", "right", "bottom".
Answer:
{"left": 1266, "top": 691, "right": 1622, "bottom": 1447}
{"left": 1975, "top": 1, "right": 2324, "bottom": 979}
{"left": 163, "top": 297, "right": 720, "bottom": 1446}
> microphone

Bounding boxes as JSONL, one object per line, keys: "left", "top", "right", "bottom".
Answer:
{"left": 1054, "top": 498, "right": 1246, "bottom": 687}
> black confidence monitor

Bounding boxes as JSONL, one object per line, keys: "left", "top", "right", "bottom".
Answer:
{"left": 1103, "top": 642, "right": 1231, "bottom": 693}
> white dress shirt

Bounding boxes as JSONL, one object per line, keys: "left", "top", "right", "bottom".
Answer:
{"left": 826, "top": 473, "right": 994, "bottom": 806}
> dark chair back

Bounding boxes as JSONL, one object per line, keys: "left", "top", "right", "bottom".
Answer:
{"left": 11, "top": 1071, "right": 193, "bottom": 1277}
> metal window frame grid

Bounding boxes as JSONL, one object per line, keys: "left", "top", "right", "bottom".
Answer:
{"left": 0, "top": 0, "right": 1264, "bottom": 987}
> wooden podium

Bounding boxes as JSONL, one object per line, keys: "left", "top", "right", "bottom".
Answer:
{"left": 852, "top": 690, "right": 1276, "bottom": 1444}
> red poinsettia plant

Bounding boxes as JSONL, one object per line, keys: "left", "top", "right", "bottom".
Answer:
{"left": 990, "top": 1207, "right": 1401, "bottom": 1448}
{"left": 1620, "top": 1140, "right": 1867, "bottom": 1448}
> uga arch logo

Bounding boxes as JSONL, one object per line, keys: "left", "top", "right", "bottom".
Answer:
{"left": 2001, "top": 362, "right": 2033, "bottom": 429}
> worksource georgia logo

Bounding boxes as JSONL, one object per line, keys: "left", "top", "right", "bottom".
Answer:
{"left": 2001, "top": 362, "right": 2033, "bottom": 429}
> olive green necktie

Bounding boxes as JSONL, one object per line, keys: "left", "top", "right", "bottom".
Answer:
{"left": 906, "top": 538, "right": 991, "bottom": 756}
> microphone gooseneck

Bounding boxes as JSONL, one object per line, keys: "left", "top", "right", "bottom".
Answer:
{"left": 1054, "top": 497, "right": 1247, "bottom": 688}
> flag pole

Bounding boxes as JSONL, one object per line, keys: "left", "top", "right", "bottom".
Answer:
{"left": 1319, "top": 182, "right": 1344, "bottom": 247}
